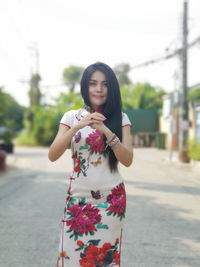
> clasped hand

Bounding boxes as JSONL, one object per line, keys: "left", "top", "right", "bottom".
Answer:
{"left": 74, "top": 112, "right": 107, "bottom": 134}
{"left": 88, "top": 112, "right": 107, "bottom": 134}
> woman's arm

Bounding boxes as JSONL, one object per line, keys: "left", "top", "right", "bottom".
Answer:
{"left": 48, "top": 111, "right": 105, "bottom": 162}
{"left": 48, "top": 125, "right": 79, "bottom": 162}
{"left": 103, "top": 126, "right": 133, "bottom": 167}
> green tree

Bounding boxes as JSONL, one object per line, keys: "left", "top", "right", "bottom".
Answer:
{"left": 54, "top": 91, "right": 83, "bottom": 113}
{"left": 32, "top": 106, "right": 59, "bottom": 146}
{"left": 0, "top": 87, "right": 25, "bottom": 143}
{"left": 188, "top": 87, "right": 200, "bottom": 104}
{"left": 113, "top": 63, "right": 132, "bottom": 86}
{"left": 28, "top": 73, "right": 42, "bottom": 107}
{"left": 63, "top": 65, "right": 84, "bottom": 93}
{"left": 26, "top": 73, "right": 42, "bottom": 131}
{"left": 120, "top": 82, "right": 166, "bottom": 114}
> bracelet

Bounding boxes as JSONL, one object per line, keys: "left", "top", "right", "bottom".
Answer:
{"left": 109, "top": 137, "right": 120, "bottom": 147}
{"left": 105, "top": 132, "right": 121, "bottom": 149}
{"left": 111, "top": 140, "right": 121, "bottom": 150}
{"left": 106, "top": 133, "right": 116, "bottom": 144}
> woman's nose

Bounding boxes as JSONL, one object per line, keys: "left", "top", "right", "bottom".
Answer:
{"left": 96, "top": 84, "right": 103, "bottom": 91}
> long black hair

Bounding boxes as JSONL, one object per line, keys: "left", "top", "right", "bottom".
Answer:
{"left": 80, "top": 62, "right": 122, "bottom": 172}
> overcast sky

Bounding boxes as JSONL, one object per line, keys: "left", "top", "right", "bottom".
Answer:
{"left": 0, "top": 0, "right": 200, "bottom": 107}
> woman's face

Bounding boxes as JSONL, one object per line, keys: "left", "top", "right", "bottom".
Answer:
{"left": 88, "top": 70, "right": 108, "bottom": 110}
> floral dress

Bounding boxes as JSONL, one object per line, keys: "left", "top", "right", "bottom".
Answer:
{"left": 56, "top": 105, "right": 132, "bottom": 267}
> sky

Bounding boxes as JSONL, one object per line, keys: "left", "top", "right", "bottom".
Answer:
{"left": 0, "top": 0, "right": 200, "bottom": 107}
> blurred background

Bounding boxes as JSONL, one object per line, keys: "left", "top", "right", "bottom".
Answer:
{"left": 0, "top": 0, "right": 200, "bottom": 161}
{"left": 0, "top": 1, "right": 200, "bottom": 266}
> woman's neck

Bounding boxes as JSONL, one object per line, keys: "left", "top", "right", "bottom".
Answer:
{"left": 84, "top": 104, "right": 103, "bottom": 113}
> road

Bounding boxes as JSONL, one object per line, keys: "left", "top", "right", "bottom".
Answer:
{"left": 0, "top": 146, "right": 200, "bottom": 267}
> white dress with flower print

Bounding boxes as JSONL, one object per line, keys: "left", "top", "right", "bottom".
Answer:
{"left": 56, "top": 107, "right": 132, "bottom": 267}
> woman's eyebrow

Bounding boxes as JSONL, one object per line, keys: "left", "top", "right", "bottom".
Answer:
{"left": 89, "top": 79, "right": 107, "bottom": 82}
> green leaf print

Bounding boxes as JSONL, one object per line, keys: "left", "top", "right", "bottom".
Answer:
{"left": 88, "top": 239, "right": 101, "bottom": 246}
{"left": 97, "top": 203, "right": 109, "bottom": 208}
{"left": 80, "top": 145, "right": 89, "bottom": 150}
{"left": 70, "top": 198, "right": 77, "bottom": 205}
{"left": 97, "top": 223, "right": 108, "bottom": 229}
{"left": 78, "top": 198, "right": 86, "bottom": 206}
{"left": 75, "top": 246, "right": 83, "bottom": 251}
{"left": 89, "top": 231, "right": 95, "bottom": 235}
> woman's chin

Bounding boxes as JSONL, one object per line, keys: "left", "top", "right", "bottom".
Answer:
{"left": 91, "top": 98, "right": 106, "bottom": 106}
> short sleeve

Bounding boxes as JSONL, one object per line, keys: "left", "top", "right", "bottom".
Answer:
{"left": 60, "top": 110, "right": 74, "bottom": 128}
{"left": 122, "top": 112, "right": 132, "bottom": 127}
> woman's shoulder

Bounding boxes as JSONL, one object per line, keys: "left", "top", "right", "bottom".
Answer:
{"left": 62, "top": 107, "right": 89, "bottom": 120}
{"left": 60, "top": 108, "right": 83, "bottom": 127}
{"left": 121, "top": 111, "right": 132, "bottom": 127}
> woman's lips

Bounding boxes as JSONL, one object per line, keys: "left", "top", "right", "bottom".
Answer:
{"left": 93, "top": 95, "right": 104, "bottom": 99}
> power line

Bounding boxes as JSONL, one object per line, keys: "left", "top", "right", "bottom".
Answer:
{"left": 130, "top": 36, "right": 200, "bottom": 70}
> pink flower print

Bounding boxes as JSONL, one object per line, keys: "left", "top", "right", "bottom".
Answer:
{"left": 86, "top": 130, "right": 104, "bottom": 154}
{"left": 66, "top": 203, "right": 102, "bottom": 239}
{"left": 75, "top": 131, "right": 81, "bottom": 143}
{"left": 106, "top": 183, "right": 126, "bottom": 220}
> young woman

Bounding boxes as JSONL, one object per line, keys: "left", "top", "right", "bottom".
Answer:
{"left": 48, "top": 62, "right": 133, "bottom": 267}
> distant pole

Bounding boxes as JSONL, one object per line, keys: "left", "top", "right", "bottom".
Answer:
{"left": 179, "top": 0, "right": 190, "bottom": 162}
{"left": 169, "top": 71, "right": 179, "bottom": 161}
{"left": 169, "top": 93, "right": 174, "bottom": 161}
{"left": 35, "top": 47, "right": 39, "bottom": 74}
{"left": 29, "top": 43, "right": 39, "bottom": 74}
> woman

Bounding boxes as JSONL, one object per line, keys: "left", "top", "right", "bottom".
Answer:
{"left": 48, "top": 62, "right": 133, "bottom": 267}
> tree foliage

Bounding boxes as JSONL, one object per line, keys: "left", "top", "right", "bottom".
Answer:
{"left": 0, "top": 87, "right": 25, "bottom": 143}
{"left": 113, "top": 63, "right": 132, "bottom": 86}
{"left": 54, "top": 91, "right": 83, "bottom": 113}
{"left": 188, "top": 87, "right": 200, "bottom": 104}
{"left": 28, "top": 73, "right": 42, "bottom": 107}
{"left": 121, "top": 82, "right": 166, "bottom": 113}
{"left": 187, "top": 138, "right": 200, "bottom": 161}
{"left": 32, "top": 106, "right": 59, "bottom": 146}
{"left": 63, "top": 65, "right": 84, "bottom": 93}
{"left": 0, "top": 87, "right": 25, "bottom": 131}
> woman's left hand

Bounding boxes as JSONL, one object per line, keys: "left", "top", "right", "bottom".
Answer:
{"left": 90, "top": 120, "right": 107, "bottom": 134}
{"left": 87, "top": 112, "right": 107, "bottom": 134}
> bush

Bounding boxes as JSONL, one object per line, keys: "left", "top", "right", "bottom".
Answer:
{"left": 16, "top": 107, "right": 60, "bottom": 146}
{"left": 16, "top": 91, "right": 84, "bottom": 147}
{"left": 33, "top": 107, "right": 59, "bottom": 146}
{"left": 15, "top": 130, "right": 37, "bottom": 146}
{"left": 186, "top": 138, "right": 200, "bottom": 161}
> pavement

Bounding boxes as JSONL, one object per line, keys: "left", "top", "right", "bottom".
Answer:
{"left": 0, "top": 146, "right": 200, "bottom": 267}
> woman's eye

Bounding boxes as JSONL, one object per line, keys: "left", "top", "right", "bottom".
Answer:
{"left": 89, "top": 82, "right": 107, "bottom": 87}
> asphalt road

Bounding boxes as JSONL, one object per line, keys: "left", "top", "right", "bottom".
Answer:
{"left": 0, "top": 146, "right": 200, "bottom": 267}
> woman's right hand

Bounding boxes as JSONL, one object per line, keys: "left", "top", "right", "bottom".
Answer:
{"left": 74, "top": 112, "right": 106, "bottom": 130}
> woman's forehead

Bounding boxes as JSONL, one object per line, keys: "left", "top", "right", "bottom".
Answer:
{"left": 90, "top": 71, "right": 107, "bottom": 81}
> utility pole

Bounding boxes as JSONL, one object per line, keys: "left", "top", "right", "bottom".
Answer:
{"left": 179, "top": 0, "right": 190, "bottom": 162}
{"left": 29, "top": 43, "right": 39, "bottom": 75}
